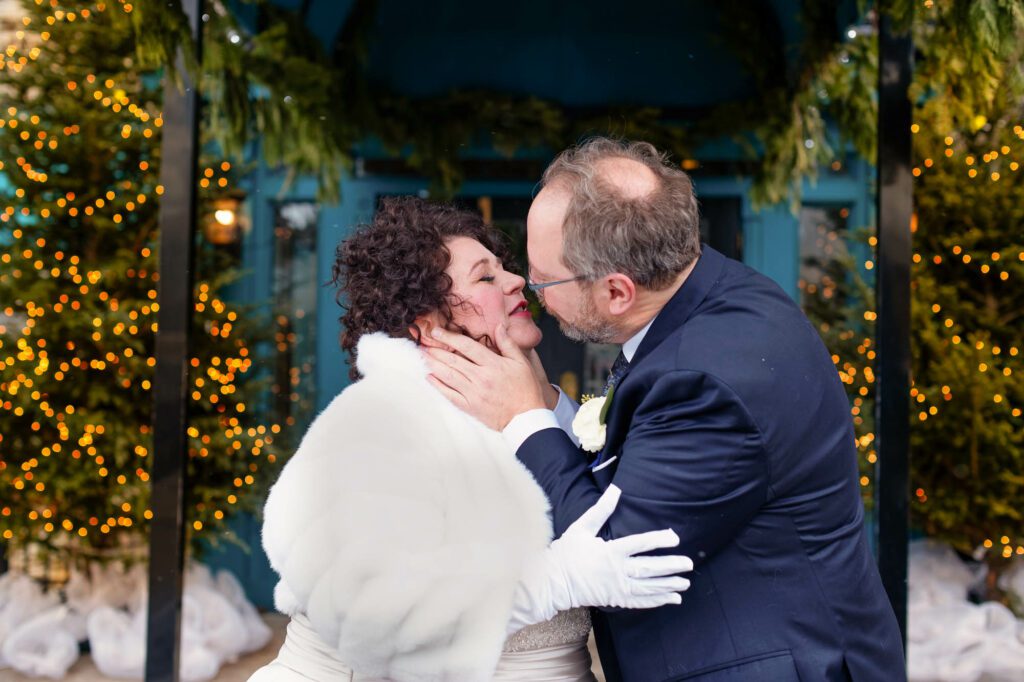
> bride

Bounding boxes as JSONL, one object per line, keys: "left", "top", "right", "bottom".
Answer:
{"left": 249, "top": 197, "right": 692, "bottom": 681}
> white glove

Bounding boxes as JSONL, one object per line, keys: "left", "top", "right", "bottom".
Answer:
{"left": 507, "top": 485, "right": 693, "bottom": 635}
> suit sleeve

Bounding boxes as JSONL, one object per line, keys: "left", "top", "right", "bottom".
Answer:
{"left": 516, "top": 369, "right": 769, "bottom": 566}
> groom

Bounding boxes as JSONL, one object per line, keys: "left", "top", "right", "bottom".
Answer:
{"left": 427, "top": 138, "right": 905, "bottom": 681}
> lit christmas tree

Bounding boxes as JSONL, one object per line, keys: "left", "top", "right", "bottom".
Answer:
{"left": 799, "top": 227, "right": 879, "bottom": 507}
{"left": 803, "top": 0, "right": 1024, "bottom": 596}
{"left": 908, "top": 116, "right": 1024, "bottom": 588}
{"left": 0, "top": 0, "right": 284, "bottom": 566}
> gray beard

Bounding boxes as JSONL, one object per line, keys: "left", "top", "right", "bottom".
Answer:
{"left": 545, "top": 298, "right": 618, "bottom": 344}
{"left": 559, "top": 316, "right": 617, "bottom": 344}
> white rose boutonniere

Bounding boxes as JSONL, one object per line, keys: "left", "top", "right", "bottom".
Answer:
{"left": 572, "top": 384, "right": 616, "bottom": 453}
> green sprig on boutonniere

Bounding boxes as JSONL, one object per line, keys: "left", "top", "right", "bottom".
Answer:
{"left": 599, "top": 383, "right": 616, "bottom": 423}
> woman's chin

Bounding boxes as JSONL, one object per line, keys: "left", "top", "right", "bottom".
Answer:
{"left": 509, "top": 319, "right": 543, "bottom": 349}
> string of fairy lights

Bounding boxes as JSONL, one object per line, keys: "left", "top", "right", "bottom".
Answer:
{"left": 822, "top": 116, "right": 1024, "bottom": 559}
{"left": 0, "top": 86, "right": 164, "bottom": 224}
{"left": 907, "top": 124, "right": 1024, "bottom": 436}
{"left": 0, "top": 0, "right": 284, "bottom": 549}
{"left": 1, "top": 240, "right": 282, "bottom": 542}
{"left": 2, "top": 0, "right": 1017, "bottom": 559}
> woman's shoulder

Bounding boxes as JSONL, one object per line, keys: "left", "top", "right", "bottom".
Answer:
{"left": 268, "top": 342, "right": 465, "bottom": 499}
{"left": 355, "top": 331, "right": 427, "bottom": 379}
{"left": 326, "top": 382, "right": 441, "bottom": 442}
{"left": 260, "top": 367, "right": 449, "bottom": 573}
{"left": 298, "top": 333, "right": 432, "bottom": 430}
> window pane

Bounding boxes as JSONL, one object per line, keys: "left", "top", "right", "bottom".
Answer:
{"left": 798, "top": 205, "right": 852, "bottom": 308}
{"left": 272, "top": 201, "right": 319, "bottom": 433}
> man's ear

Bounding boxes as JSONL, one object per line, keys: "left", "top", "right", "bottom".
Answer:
{"left": 601, "top": 273, "right": 637, "bottom": 316}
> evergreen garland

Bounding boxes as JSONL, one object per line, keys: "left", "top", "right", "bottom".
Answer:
{"left": 126, "top": 0, "right": 889, "bottom": 205}
{"left": 121, "top": 1, "right": 1024, "bottom": 207}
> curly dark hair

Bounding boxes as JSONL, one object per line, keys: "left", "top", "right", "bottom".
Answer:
{"left": 332, "top": 196, "right": 512, "bottom": 380}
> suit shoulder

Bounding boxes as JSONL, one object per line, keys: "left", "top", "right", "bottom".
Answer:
{"left": 677, "top": 267, "right": 817, "bottom": 361}
{"left": 637, "top": 367, "right": 763, "bottom": 424}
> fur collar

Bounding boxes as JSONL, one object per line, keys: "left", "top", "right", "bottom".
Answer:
{"left": 355, "top": 332, "right": 429, "bottom": 381}
{"left": 262, "top": 330, "right": 554, "bottom": 681}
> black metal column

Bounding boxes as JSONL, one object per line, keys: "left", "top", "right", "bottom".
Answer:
{"left": 144, "top": 2, "right": 202, "bottom": 680}
{"left": 874, "top": 9, "right": 913, "bottom": 643}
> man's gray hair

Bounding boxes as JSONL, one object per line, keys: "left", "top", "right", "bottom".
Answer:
{"left": 540, "top": 138, "right": 701, "bottom": 290}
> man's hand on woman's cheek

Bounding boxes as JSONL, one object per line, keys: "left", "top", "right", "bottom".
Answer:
{"left": 424, "top": 325, "right": 547, "bottom": 431}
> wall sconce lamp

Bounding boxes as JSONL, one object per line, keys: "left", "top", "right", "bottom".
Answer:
{"left": 204, "top": 193, "right": 248, "bottom": 246}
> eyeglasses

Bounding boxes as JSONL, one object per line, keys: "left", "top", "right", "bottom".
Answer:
{"left": 526, "top": 274, "right": 586, "bottom": 293}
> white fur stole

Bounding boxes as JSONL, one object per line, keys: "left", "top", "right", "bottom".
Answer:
{"left": 261, "top": 333, "right": 552, "bottom": 681}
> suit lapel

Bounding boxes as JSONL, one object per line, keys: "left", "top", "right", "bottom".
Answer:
{"left": 630, "top": 245, "right": 727, "bottom": 369}
{"left": 597, "top": 245, "right": 728, "bottom": 461}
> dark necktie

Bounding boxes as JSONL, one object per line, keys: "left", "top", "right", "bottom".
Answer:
{"left": 602, "top": 351, "right": 629, "bottom": 396}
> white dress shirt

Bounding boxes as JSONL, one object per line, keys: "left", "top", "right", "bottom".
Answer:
{"left": 503, "top": 318, "right": 656, "bottom": 452}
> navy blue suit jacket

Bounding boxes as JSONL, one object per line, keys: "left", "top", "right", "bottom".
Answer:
{"left": 517, "top": 247, "right": 905, "bottom": 681}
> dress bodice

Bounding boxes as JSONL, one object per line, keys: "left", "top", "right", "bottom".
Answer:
{"left": 502, "top": 608, "right": 592, "bottom": 653}
{"left": 496, "top": 609, "right": 595, "bottom": 681}
{"left": 251, "top": 609, "right": 596, "bottom": 681}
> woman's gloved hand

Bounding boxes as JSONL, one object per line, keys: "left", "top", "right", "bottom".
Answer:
{"left": 507, "top": 485, "right": 693, "bottom": 635}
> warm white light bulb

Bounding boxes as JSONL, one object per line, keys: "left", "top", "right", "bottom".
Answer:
{"left": 214, "top": 209, "right": 235, "bottom": 226}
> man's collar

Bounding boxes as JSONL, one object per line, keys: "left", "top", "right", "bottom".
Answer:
{"left": 629, "top": 246, "right": 727, "bottom": 368}
{"left": 622, "top": 318, "right": 655, "bottom": 362}
{"left": 618, "top": 248, "right": 709, "bottom": 362}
